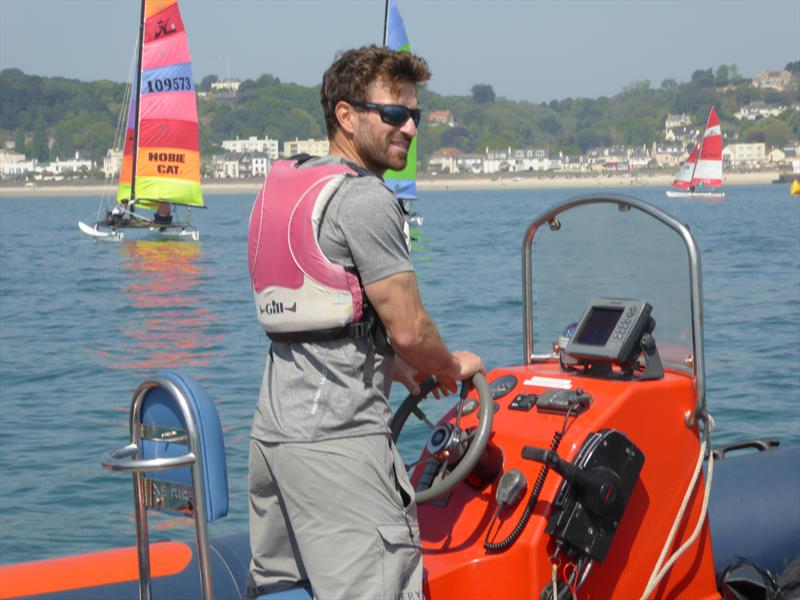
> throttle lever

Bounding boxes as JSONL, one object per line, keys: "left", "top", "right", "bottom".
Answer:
{"left": 521, "top": 446, "right": 624, "bottom": 518}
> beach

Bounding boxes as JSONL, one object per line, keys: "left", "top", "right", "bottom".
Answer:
{"left": 0, "top": 171, "right": 782, "bottom": 197}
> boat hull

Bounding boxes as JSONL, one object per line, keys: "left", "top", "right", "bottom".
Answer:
{"left": 77, "top": 220, "right": 123, "bottom": 241}
{"left": 78, "top": 221, "right": 200, "bottom": 242}
{"left": 665, "top": 190, "right": 725, "bottom": 200}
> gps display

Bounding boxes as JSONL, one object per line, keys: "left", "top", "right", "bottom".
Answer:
{"left": 575, "top": 307, "right": 624, "bottom": 346}
{"left": 564, "top": 298, "right": 652, "bottom": 364}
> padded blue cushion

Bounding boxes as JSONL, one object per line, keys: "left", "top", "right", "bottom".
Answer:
{"left": 140, "top": 370, "right": 229, "bottom": 522}
{"left": 708, "top": 446, "right": 800, "bottom": 576}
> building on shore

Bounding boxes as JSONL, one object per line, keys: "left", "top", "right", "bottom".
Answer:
{"left": 103, "top": 149, "right": 123, "bottom": 179}
{"left": 221, "top": 136, "right": 279, "bottom": 159}
{"left": 282, "top": 138, "right": 330, "bottom": 158}
{"left": 723, "top": 143, "right": 767, "bottom": 169}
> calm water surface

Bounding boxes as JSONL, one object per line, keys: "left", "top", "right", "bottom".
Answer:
{"left": 0, "top": 184, "right": 798, "bottom": 564}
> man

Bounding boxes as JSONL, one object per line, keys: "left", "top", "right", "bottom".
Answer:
{"left": 247, "top": 46, "right": 484, "bottom": 600}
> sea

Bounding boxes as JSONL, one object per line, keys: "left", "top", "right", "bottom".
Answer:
{"left": 0, "top": 183, "right": 798, "bottom": 565}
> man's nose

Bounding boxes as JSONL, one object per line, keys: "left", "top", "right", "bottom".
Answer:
{"left": 399, "top": 116, "right": 417, "bottom": 136}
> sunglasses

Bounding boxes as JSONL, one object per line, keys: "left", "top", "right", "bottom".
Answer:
{"left": 348, "top": 101, "right": 422, "bottom": 127}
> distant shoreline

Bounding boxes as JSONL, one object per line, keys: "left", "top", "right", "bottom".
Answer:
{"left": 0, "top": 171, "right": 784, "bottom": 197}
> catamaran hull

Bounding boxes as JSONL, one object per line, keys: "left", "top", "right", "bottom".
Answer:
{"left": 0, "top": 445, "right": 795, "bottom": 600}
{"left": 665, "top": 191, "right": 726, "bottom": 200}
{"left": 78, "top": 221, "right": 124, "bottom": 241}
{"left": 78, "top": 221, "right": 200, "bottom": 242}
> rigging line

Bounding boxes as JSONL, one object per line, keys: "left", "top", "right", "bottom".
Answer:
{"left": 382, "top": 0, "right": 389, "bottom": 46}
{"left": 130, "top": 0, "right": 146, "bottom": 202}
{"left": 98, "top": 27, "right": 139, "bottom": 219}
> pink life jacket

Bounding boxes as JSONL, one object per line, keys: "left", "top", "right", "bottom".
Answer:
{"left": 248, "top": 158, "right": 368, "bottom": 339}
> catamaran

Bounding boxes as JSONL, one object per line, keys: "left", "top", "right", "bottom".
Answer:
{"left": 666, "top": 106, "right": 725, "bottom": 200}
{"left": 78, "top": 0, "right": 204, "bottom": 242}
{"left": 383, "top": 0, "right": 423, "bottom": 227}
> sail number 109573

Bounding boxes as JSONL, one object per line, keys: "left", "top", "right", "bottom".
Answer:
{"left": 146, "top": 77, "right": 192, "bottom": 93}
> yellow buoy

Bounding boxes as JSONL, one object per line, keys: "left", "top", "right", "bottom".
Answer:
{"left": 791, "top": 179, "right": 800, "bottom": 196}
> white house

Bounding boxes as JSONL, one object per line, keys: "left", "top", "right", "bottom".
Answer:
{"left": 250, "top": 154, "right": 271, "bottom": 178}
{"left": 483, "top": 147, "right": 549, "bottom": 173}
{"left": 455, "top": 153, "right": 483, "bottom": 174}
{"left": 0, "top": 150, "right": 36, "bottom": 180}
{"left": 627, "top": 145, "right": 652, "bottom": 169}
{"left": 282, "top": 138, "right": 330, "bottom": 158}
{"left": 211, "top": 154, "right": 240, "bottom": 178}
{"left": 483, "top": 148, "right": 511, "bottom": 174}
{"left": 428, "top": 147, "right": 460, "bottom": 174}
{"left": 510, "top": 147, "right": 550, "bottom": 172}
{"left": 734, "top": 101, "right": 787, "bottom": 121}
{"left": 103, "top": 149, "right": 123, "bottom": 179}
{"left": 211, "top": 79, "right": 241, "bottom": 95}
{"left": 723, "top": 143, "right": 767, "bottom": 168}
{"left": 46, "top": 155, "right": 94, "bottom": 175}
{"left": 555, "top": 153, "right": 588, "bottom": 172}
{"left": 665, "top": 113, "right": 691, "bottom": 134}
{"left": 237, "top": 153, "right": 271, "bottom": 178}
{"left": 222, "top": 136, "right": 279, "bottom": 159}
{"left": 651, "top": 143, "right": 685, "bottom": 168}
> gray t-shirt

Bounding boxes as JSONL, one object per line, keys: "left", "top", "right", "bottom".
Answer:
{"left": 251, "top": 156, "right": 414, "bottom": 443}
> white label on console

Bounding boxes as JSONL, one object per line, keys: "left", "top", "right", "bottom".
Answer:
{"left": 522, "top": 376, "right": 572, "bottom": 390}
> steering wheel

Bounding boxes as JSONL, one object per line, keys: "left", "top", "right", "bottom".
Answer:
{"left": 390, "top": 373, "right": 493, "bottom": 504}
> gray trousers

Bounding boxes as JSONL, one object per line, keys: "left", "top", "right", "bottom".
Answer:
{"left": 247, "top": 434, "right": 422, "bottom": 600}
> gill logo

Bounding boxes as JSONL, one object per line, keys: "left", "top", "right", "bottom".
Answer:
{"left": 260, "top": 300, "right": 297, "bottom": 316}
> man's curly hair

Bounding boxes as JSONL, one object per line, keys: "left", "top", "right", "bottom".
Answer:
{"left": 320, "top": 45, "right": 431, "bottom": 138}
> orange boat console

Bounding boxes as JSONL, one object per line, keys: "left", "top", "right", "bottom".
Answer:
{"left": 408, "top": 361, "right": 718, "bottom": 599}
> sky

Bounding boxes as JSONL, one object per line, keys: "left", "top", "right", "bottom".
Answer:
{"left": 1, "top": 0, "right": 798, "bottom": 104}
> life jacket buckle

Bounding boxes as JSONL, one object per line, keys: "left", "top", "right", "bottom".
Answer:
{"left": 349, "top": 320, "right": 373, "bottom": 339}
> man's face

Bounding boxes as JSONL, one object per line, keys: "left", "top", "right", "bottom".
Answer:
{"left": 351, "top": 77, "right": 418, "bottom": 176}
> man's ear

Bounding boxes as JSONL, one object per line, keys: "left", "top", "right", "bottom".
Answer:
{"left": 335, "top": 100, "right": 356, "bottom": 136}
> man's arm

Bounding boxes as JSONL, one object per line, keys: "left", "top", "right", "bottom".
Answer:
{"left": 364, "top": 271, "right": 483, "bottom": 384}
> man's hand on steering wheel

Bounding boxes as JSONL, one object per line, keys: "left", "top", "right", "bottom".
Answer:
{"left": 434, "top": 350, "right": 485, "bottom": 397}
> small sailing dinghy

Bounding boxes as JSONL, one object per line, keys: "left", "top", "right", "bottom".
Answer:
{"left": 383, "top": 0, "right": 423, "bottom": 227}
{"left": 666, "top": 106, "right": 725, "bottom": 200}
{"left": 79, "top": 0, "right": 204, "bottom": 242}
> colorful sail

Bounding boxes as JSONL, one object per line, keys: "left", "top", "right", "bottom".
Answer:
{"left": 671, "top": 146, "right": 698, "bottom": 190}
{"left": 382, "top": 0, "right": 417, "bottom": 199}
{"left": 117, "top": 0, "right": 203, "bottom": 209}
{"left": 672, "top": 106, "right": 723, "bottom": 191}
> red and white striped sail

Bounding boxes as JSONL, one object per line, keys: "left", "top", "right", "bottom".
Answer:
{"left": 672, "top": 106, "right": 723, "bottom": 190}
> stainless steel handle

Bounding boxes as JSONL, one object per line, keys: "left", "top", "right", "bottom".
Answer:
{"left": 101, "top": 443, "right": 196, "bottom": 472}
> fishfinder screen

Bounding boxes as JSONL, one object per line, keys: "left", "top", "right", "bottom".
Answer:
{"left": 564, "top": 298, "right": 652, "bottom": 364}
{"left": 575, "top": 307, "right": 624, "bottom": 346}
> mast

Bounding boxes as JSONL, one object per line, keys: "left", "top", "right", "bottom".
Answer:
{"left": 130, "top": 0, "right": 146, "bottom": 202}
{"left": 383, "top": 0, "right": 389, "bottom": 46}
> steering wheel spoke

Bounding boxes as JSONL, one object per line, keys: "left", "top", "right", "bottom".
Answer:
{"left": 411, "top": 406, "right": 437, "bottom": 430}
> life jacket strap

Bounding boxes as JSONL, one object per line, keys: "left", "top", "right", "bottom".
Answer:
{"left": 266, "top": 307, "right": 388, "bottom": 388}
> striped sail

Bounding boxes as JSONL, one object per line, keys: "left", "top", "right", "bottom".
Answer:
{"left": 117, "top": 0, "right": 204, "bottom": 208}
{"left": 382, "top": 0, "right": 417, "bottom": 199}
{"left": 672, "top": 106, "right": 723, "bottom": 191}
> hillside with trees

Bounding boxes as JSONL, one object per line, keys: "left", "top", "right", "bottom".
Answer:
{"left": 1, "top": 62, "right": 797, "bottom": 168}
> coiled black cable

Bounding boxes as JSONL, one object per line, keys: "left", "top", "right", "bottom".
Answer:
{"left": 484, "top": 428, "right": 564, "bottom": 552}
